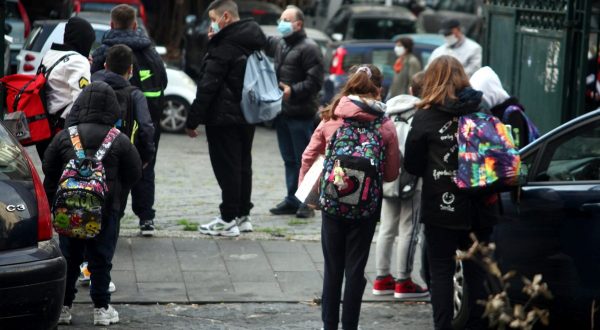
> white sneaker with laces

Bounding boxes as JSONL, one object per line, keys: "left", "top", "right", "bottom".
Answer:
{"left": 58, "top": 306, "right": 72, "bottom": 325}
{"left": 236, "top": 215, "right": 253, "bottom": 233}
{"left": 94, "top": 304, "right": 119, "bottom": 326}
{"left": 199, "top": 217, "right": 240, "bottom": 237}
{"left": 91, "top": 281, "right": 117, "bottom": 293}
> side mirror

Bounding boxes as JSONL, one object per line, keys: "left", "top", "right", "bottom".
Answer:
{"left": 155, "top": 46, "right": 167, "bottom": 56}
{"left": 332, "top": 33, "right": 343, "bottom": 41}
{"left": 185, "top": 15, "right": 197, "bottom": 25}
{"left": 5, "top": 23, "right": 12, "bottom": 34}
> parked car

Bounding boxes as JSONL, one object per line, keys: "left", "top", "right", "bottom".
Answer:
{"left": 324, "top": 5, "right": 416, "bottom": 41}
{"left": 5, "top": 0, "right": 31, "bottom": 73}
{"left": 183, "top": 0, "right": 283, "bottom": 80}
{"left": 417, "top": 0, "right": 484, "bottom": 42}
{"left": 450, "top": 109, "right": 600, "bottom": 329}
{"left": 73, "top": 0, "right": 147, "bottom": 25}
{"left": 0, "top": 122, "right": 67, "bottom": 329}
{"left": 15, "top": 19, "right": 197, "bottom": 134}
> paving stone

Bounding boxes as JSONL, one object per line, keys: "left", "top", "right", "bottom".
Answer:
{"left": 173, "top": 238, "right": 219, "bottom": 253}
{"left": 183, "top": 271, "right": 234, "bottom": 292}
{"left": 303, "top": 242, "right": 324, "bottom": 262}
{"left": 275, "top": 271, "right": 322, "bottom": 296}
{"left": 218, "top": 240, "right": 264, "bottom": 259}
{"left": 136, "top": 282, "right": 188, "bottom": 303}
{"left": 176, "top": 251, "right": 226, "bottom": 272}
{"left": 260, "top": 240, "right": 306, "bottom": 254}
{"left": 266, "top": 252, "right": 317, "bottom": 272}
{"left": 232, "top": 282, "right": 284, "bottom": 300}
{"left": 227, "top": 262, "right": 278, "bottom": 283}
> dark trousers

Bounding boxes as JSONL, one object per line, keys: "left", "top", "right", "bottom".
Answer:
{"left": 130, "top": 121, "right": 161, "bottom": 222}
{"left": 425, "top": 224, "right": 492, "bottom": 330}
{"left": 275, "top": 115, "right": 315, "bottom": 207}
{"left": 321, "top": 213, "right": 378, "bottom": 330}
{"left": 59, "top": 210, "right": 119, "bottom": 309}
{"left": 205, "top": 124, "right": 255, "bottom": 222}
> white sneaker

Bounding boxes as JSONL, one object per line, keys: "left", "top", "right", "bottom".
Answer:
{"left": 79, "top": 262, "right": 91, "bottom": 286}
{"left": 199, "top": 217, "right": 240, "bottom": 237}
{"left": 58, "top": 306, "right": 72, "bottom": 325}
{"left": 236, "top": 215, "right": 253, "bottom": 233}
{"left": 91, "top": 281, "right": 117, "bottom": 293}
{"left": 94, "top": 305, "right": 119, "bottom": 326}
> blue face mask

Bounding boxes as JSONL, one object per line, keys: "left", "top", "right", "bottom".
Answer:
{"left": 277, "top": 21, "right": 293, "bottom": 37}
{"left": 211, "top": 14, "right": 224, "bottom": 34}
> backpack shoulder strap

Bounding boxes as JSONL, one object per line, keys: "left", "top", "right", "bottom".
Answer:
{"left": 40, "top": 53, "right": 78, "bottom": 77}
{"left": 94, "top": 127, "right": 121, "bottom": 161}
{"left": 68, "top": 126, "right": 85, "bottom": 159}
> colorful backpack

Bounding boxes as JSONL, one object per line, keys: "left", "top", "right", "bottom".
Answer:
{"left": 502, "top": 105, "right": 541, "bottom": 146}
{"left": 52, "top": 126, "right": 120, "bottom": 239}
{"left": 454, "top": 112, "right": 521, "bottom": 193}
{"left": 320, "top": 117, "right": 386, "bottom": 220}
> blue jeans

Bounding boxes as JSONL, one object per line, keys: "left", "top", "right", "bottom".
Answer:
{"left": 275, "top": 115, "right": 315, "bottom": 207}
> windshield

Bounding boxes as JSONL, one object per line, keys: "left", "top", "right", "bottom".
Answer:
{"left": 350, "top": 18, "right": 415, "bottom": 40}
{"left": 82, "top": 3, "right": 141, "bottom": 15}
{"left": 436, "top": 0, "right": 476, "bottom": 13}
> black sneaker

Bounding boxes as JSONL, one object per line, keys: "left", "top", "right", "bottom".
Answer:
{"left": 296, "top": 203, "right": 315, "bottom": 218}
{"left": 140, "top": 220, "right": 155, "bottom": 237}
{"left": 269, "top": 200, "right": 298, "bottom": 215}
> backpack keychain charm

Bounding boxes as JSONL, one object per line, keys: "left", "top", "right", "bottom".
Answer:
{"left": 332, "top": 159, "right": 348, "bottom": 190}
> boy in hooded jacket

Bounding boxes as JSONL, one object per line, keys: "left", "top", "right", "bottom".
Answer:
{"left": 299, "top": 65, "right": 399, "bottom": 330}
{"left": 43, "top": 82, "right": 142, "bottom": 326}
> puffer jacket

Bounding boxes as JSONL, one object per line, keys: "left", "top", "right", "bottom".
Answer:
{"left": 43, "top": 82, "right": 142, "bottom": 214}
{"left": 404, "top": 88, "right": 498, "bottom": 230}
{"left": 91, "top": 29, "right": 168, "bottom": 122}
{"left": 266, "top": 30, "right": 324, "bottom": 119}
{"left": 186, "top": 19, "right": 266, "bottom": 128}
{"left": 299, "top": 96, "right": 400, "bottom": 184}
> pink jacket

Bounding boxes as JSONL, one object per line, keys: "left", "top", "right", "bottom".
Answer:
{"left": 299, "top": 96, "right": 400, "bottom": 184}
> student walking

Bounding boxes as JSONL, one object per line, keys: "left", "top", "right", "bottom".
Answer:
{"left": 300, "top": 65, "right": 399, "bottom": 330}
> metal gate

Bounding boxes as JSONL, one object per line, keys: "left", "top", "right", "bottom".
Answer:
{"left": 484, "top": 0, "right": 599, "bottom": 133}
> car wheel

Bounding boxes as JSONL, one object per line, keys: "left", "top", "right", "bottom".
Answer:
{"left": 452, "top": 257, "right": 469, "bottom": 329}
{"left": 161, "top": 96, "right": 189, "bottom": 133}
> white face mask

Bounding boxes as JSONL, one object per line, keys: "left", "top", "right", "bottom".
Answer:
{"left": 445, "top": 34, "right": 459, "bottom": 47}
{"left": 394, "top": 46, "right": 405, "bottom": 57}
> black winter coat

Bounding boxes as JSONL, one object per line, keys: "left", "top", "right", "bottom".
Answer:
{"left": 43, "top": 82, "right": 142, "bottom": 214}
{"left": 186, "top": 19, "right": 266, "bottom": 128}
{"left": 91, "top": 29, "right": 168, "bottom": 122}
{"left": 266, "top": 30, "right": 324, "bottom": 118}
{"left": 404, "top": 88, "right": 498, "bottom": 230}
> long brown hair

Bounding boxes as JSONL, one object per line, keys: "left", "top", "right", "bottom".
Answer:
{"left": 417, "top": 55, "right": 470, "bottom": 109}
{"left": 320, "top": 64, "right": 383, "bottom": 121}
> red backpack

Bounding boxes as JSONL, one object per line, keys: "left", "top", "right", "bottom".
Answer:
{"left": 0, "top": 53, "right": 75, "bottom": 146}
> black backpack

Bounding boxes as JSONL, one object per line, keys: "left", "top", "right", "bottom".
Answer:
{"left": 112, "top": 85, "right": 138, "bottom": 141}
{"left": 130, "top": 49, "right": 167, "bottom": 122}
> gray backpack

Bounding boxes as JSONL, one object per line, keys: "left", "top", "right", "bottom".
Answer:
{"left": 240, "top": 51, "right": 283, "bottom": 124}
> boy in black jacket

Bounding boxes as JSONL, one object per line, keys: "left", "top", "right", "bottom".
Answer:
{"left": 43, "top": 82, "right": 142, "bottom": 326}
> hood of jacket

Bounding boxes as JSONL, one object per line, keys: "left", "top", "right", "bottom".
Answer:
{"left": 385, "top": 94, "right": 419, "bottom": 115}
{"left": 210, "top": 18, "right": 266, "bottom": 52}
{"left": 334, "top": 95, "right": 386, "bottom": 121}
{"left": 91, "top": 69, "right": 130, "bottom": 89}
{"left": 469, "top": 66, "right": 510, "bottom": 108}
{"left": 101, "top": 29, "right": 153, "bottom": 51}
{"left": 435, "top": 87, "right": 482, "bottom": 116}
{"left": 69, "top": 81, "right": 121, "bottom": 125}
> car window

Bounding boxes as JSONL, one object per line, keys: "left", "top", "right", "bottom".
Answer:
{"left": 371, "top": 49, "right": 396, "bottom": 81}
{"left": 23, "top": 25, "right": 53, "bottom": 52}
{"left": 0, "top": 126, "right": 32, "bottom": 182}
{"left": 350, "top": 18, "right": 415, "bottom": 40}
{"left": 82, "top": 3, "right": 141, "bottom": 16}
{"left": 342, "top": 51, "right": 364, "bottom": 72}
{"left": 327, "top": 9, "right": 350, "bottom": 36}
{"left": 6, "top": 2, "right": 20, "bottom": 19}
{"left": 436, "top": 0, "right": 476, "bottom": 13}
{"left": 240, "top": 11, "right": 279, "bottom": 25}
{"left": 534, "top": 121, "right": 600, "bottom": 182}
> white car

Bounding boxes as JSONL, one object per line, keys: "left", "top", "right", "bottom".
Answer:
{"left": 16, "top": 19, "right": 196, "bottom": 133}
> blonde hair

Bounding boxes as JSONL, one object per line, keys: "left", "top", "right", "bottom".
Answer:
{"left": 320, "top": 64, "right": 383, "bottom": 121}
{"left": 417, "top": 55, "right": 470, "bottom": 109}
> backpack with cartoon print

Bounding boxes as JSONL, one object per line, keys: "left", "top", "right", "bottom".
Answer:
{"left": 52, "top": 126, "right": 120, "bottom": 239}
{"left": 320, "top": 117, "right": 386, "bottom": 220}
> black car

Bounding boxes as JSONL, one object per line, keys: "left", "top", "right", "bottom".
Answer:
{"left": 417, "top": 0, "right": 484, "bottom": 42}
{"left": 0, "top": 123, "right": 67, "bottom": 329}
{"left": 451, "top": 109, "right": 600, "bottom": 329}
{"left": 182, "top": 1, "right": 283, "bottom": 80}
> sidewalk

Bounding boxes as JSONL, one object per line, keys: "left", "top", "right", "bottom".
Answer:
{"left": 74, "top": 237, "right": 428, "bottom": 304}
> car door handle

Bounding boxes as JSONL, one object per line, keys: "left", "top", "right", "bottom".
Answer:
{"left": 580, "top": 203, "right": 600, "bottom": 213}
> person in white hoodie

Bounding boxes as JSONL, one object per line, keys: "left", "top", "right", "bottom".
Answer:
{"left": 37, "top": 16, "right": 95, "bottom": 160}
{"left": 372, "top": 72, "right": 429, "bottom": 300}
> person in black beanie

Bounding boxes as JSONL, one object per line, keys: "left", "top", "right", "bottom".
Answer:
{"left": 37, "top": 16, "right": 96, "bottom": 160}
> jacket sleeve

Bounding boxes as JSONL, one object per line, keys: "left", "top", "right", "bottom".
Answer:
{"left": 382, "top": 120, "right": 400, "bottom": 182}
{"left": 117, "top": 135, "right": 143, "bottom": 187}
{"left": 132, "top": 89, "right": 156, "bottom": 163}
{"left": 408, "top": 56, "right": 422, "bottom": 84}
{"left": 289, "top": 43, "right": 324, "bottom": 101}
{"left": 90, "top": 46, "right": 107, "bottom": 74}
{"left": 62, "top": 58, "right": 91, "bottom": 119}
{"left": 264, "top": 36, "right": 280, "bottom": 58}
{"left": 42, "top": 132, "right": 68, "bottom": 203}
{"left": 464, "top": 43, "right": 482, "bottom": 77}
{"left": 404, "top": 112, "right": 428, "bottom": 177}
{"left": 299, "top": 120, "right": 328, "bottom": 184}
{"left": 186, "top": 52, "right": 229, "bottom": 129}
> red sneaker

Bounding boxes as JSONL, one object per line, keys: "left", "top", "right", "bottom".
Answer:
{"left": 394, "top": 278, "right": 429, "bottom": 299}
{"left": 372, "top": 275, "right": 395, "bottom": 295}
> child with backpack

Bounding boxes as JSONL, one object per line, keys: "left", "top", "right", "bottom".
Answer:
{"left": 299, "top": 65, "right": 399, "bottom": 330}
{"left": 43, "top": 81, "right": 142, "bottom": 326}
{"left": 372, "top": 72, "right": 429, "bottom": 300}
{"left": 404, "top": 55, "right": 499, "bottom": 330}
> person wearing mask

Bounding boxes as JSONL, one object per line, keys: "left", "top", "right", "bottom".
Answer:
{"left": 37, "top": 16, "right": 96, "bottom": 160}
{"left": 405, "top": 55, "right": 498, "bottom": 330}
{"left": 91, "top": 4, "right": 168, "bottom": 237}
{"left": 387, "top": 37, "right": 422, "bottom": 99}
{"left": 185, "top": 0, "right": 267, "bottom": 237}
{"left": 266, "top": 5, "right": 324, "bottom": 219}
{"left": 427, "top": 19, "right": 482, "bottom": 77}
